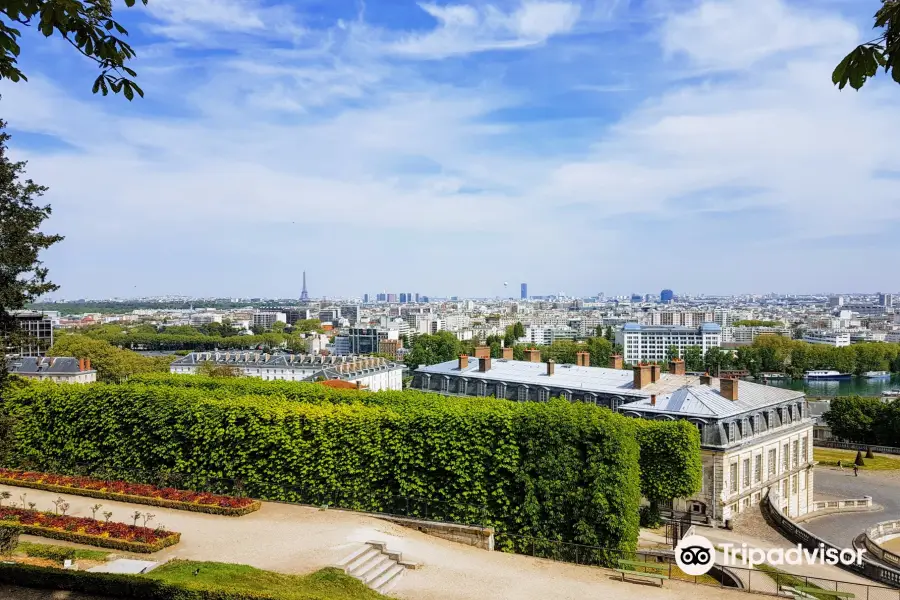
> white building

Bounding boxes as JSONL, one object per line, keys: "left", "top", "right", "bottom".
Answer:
{"left": 520, "top": 326, "right": 579, "bottom": 345}
{"left": 169, "top": 352, "right": 404, "bottom": 391}
{"left": 8, "top": 356, "right": 97, "bottom": 384}
{"left": 616, "top": 323, "right": 722, "bottom": 364}
{"left": 802, "top": 330, "right": 851, "bottom": 347}
{"left": 190, "top": 312, "right": 223, "bottom": 326}
{"left": 722, "top": 326, "right": 790, "bottom": 345}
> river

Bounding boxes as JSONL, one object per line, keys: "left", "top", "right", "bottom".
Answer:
{"left": 763, "top": 375, "right": 900, "bottom": 398}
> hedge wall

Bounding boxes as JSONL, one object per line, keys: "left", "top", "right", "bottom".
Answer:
{"left": 6, "top": 382, "right": 645, "bottom": 551}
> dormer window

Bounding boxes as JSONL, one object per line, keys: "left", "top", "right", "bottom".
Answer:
{"left": 729, "top": 422, "right": 737, "bottom": 443}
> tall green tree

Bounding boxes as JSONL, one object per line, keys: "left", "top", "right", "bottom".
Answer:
{"left": 0, "top": 120, "right": 63, "bottom": 387}
{"left": 404, "top": 331, "right": 461, "bottom": 370}
{"left": 683, "top": 346, "right": 703, "bottom": 372}
{"left": 824, "top": 396, "right": 886, "bottom": 445}
{"left": 833, "top": 1, "right": 900, "bottom": 90}
{"left": 0, "top": 0, "right": 148, "bottom": 98}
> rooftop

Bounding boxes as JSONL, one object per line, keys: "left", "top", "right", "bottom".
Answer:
{"left": 7, "top": 356, "right": 95, "bottom": 375}
{"left": 621, "top": 381, "right": 805, "bottom": 419}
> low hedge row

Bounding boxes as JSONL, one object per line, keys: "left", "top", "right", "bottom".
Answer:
{"left": 0, "top": 475, "right": 261, "bottom": 516}
{"left": 3, "top": 521, "right": 181, "bottom": 553}
{"left": 0, "top": 562, "right": 275, "bottom": 600}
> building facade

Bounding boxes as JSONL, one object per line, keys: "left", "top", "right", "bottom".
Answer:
{"left": 802, "top": 330, "right": 851, "bottom": 347}
{"left": 11, "top": 311, "right": 54, "bottom": 357}
{"left": 170, "top": 352, "right": 404, "bottom": 391}
{"left": 616, "top": 323, "right": 722, "bottom": 364}
{"left": 252, "top": 311, "right": 287, "bottom": 331}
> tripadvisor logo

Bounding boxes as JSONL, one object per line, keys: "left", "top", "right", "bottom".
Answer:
{"left": 675, "top": 535, "right": 716, "bottom": 576}
{"left": 676, "top": 535, "right": 866, "bottom": 575}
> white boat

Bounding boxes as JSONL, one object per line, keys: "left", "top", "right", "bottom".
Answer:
{"left": 804, "top": 370, "right": 851, "bottom": 380}
{"left": 761, "top": 372, "right": 788, "bottom": 380}
{"left": 863, "top": 371, "right": 891, "bottom": 379}
{"left": 883, "top": 389, "right": 900, "bottom": 398}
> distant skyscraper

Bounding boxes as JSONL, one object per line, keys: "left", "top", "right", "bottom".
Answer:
{"left": 521, "top": 283, "right": 528, "bottom": 300}
{"left": 363, "top": 293, "right": 369, "bottom": 303}
{"left": 660, "top": 289, "right": 674, "bottom": 304}
{"left": 399, "top": 293, "right": 407, "bottom": 303}
{"left": 879, "top": 292, "right": 893, "bottom": 308}
{"left": 300, "top": 271, "right": 309, "bottom": 302}
{"left": 414, "top": 293, "right": 420, "bottom": 303}
{"left": 631, "top": 294, "right": 643, "bottom": 303}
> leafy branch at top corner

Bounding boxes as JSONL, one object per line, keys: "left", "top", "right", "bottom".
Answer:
{"left": 832, "top": 0, "right": 900, "bottom": 90}
{"left": 0, "top": 0, "right": 149, "bottom": 100}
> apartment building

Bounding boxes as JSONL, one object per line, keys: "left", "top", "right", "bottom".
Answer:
{"left": 10, "top": 311, "right": 54, "bottom": 357}
{"left": 616, "top": 323, "right": 722, "bottom": 364}
{"left": 722, "top": 326, "right": 790, "bottom": 345}
{"left": 252, "top": 311, "right": 287, "bottom": 331}
{"left": 802, "top": 330, "right": 851, "bottom": 347}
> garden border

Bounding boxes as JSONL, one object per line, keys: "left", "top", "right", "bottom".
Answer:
{"left": 0, "top": 521, "right": 180, "bottom": 554}
{"left": 0, "top": 474, "right": 261, "bottom": 517}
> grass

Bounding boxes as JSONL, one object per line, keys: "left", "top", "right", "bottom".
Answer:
{"left": 15, "top": 541, "right": 111, "bottom": 563}
{"left": 144, "top": 560, "right": 389, "bottom": 600}
{"left": 813, "top": 448, "right": 900, "bottom": 470}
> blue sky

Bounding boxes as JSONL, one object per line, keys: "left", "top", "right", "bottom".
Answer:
{"left": 2, "top": 0, "right": 898, "bottom": 299}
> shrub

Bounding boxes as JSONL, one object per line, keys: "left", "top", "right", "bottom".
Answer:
{"left": 0, "top": 524, "right": 21, "bottom": 555}
{"left": 5, "top": 380, "right": 649, "bottom": 551}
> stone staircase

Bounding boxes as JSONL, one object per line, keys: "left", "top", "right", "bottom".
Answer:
{"left": 336, "top": 540, "right": 417, "bottom": 595}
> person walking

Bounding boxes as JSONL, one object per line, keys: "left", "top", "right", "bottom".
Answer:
{"left": 853, "top": 464, "right": 859, "bottom": 477}
{"left": 838, "top": 460, "right": 843, "bottom": 470}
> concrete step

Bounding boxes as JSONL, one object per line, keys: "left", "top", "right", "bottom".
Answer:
{"left": 336, "top": 545, "right": 372, "bottom": 568}
{"left": 372, "top": 563, "right": 405, "bottom": 594}
{"left": 349, "top": 551, "right": 387, "bottom": 578}
{"left": 360, "top": 555, "right": 393, "bottom": 584}
{"left": 345, "top": 547, "right": 381, "bottom": 573}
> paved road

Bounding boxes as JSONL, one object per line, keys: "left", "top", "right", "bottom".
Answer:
{"left": 804, "top": 468, "right": 900, "bottom": 548}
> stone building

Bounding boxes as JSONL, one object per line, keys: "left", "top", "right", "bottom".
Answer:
{"left": 412, "top": 354, "right": 814, "bottom": 525}
{"left": 7, "top": 356, "right": 97, "bottom": 384}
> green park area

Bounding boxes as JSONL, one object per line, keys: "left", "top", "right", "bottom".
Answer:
{"left": 813, "top": 447, "right": 900, "bottom": 471}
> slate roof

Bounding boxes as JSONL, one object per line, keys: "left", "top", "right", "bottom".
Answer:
{"left": 620, "top": 380, "right": 805, "bottom": 419}
{"left": 7, "top": 356, "right": 93, "bottom": 375}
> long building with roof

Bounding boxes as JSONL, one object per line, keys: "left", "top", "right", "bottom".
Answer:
{"left": 170, "top": 351, "right": 404, "bottom": 391}
{"left": 411, "top": 350, "right": 814, "bottom": 526}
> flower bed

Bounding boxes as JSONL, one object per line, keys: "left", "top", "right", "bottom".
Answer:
{"left": 0, "top": 469, "right": 261, "bottom": 516}
{"left": 0, "top": 507, "right": 180, "bottom": 553}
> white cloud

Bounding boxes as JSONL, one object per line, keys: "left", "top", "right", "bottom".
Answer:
{"left": 661, "top": 0, "right": 857, "bottom": 70}
{"left": 387, "top": 1, "right": 581, "bottom": 58}
{"left": 144, "top": 0, "right": 304, "bottom": 43}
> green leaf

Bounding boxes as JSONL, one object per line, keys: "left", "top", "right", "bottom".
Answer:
{"left": 122, "top": 82, "right": 134, "bottom": 101}
{"left": 91, "top": 77, "right": 101, "bottom": 94}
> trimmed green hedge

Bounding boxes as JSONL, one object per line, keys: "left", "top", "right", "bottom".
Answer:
{"left": 0, "top": 475, "right": 261, "bottom": 516}
{"left": 0, "top": 562, "right": 265, "bottom": 599}
{"left": 6, "top": 377, "right": 702, "bottom": 552}
{"left": 7, "top": 382, "right": 646, "bottom": 551}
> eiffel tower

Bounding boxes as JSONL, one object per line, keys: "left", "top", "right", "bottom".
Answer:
{"left": 300, "top": 271, "right": 309, "bottom": 302}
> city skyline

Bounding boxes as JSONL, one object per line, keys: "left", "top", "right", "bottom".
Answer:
{"left": 3, "top": 0, "right": 899, "bottom": 298}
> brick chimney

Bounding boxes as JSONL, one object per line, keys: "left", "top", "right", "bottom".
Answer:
{"left": 502, "top": 347, "right": 514, "bottom": 360}
{"left": 700, "top": 372, "right": 712, "bottom": 385}
{"left": 650, "top": 394, "right": 657, "bottom": 406}
{"left": 546, "top": 360, "right": 555, "bottom": 376}
{"left": 458, "top": 355, "right": 469, "bottom": 370}
{"left": 525, "top": 349, "right": 541, "bottom": 363}
{"left": 633, "top": 364, "right": 652, "bottom": 389}
{"left": 85, "top": 359, "right": 91, "bottom": 371}
{"left": 720, "top": 378, "right": 739, "bottom": 401}
{"left": 576, "top": 351, "right": 590, "bottom": 367}
{"left": 479, "top": 356, "right": 491, "bottom": 372}
{"left": 610, "top": 355, "right": 623, "bottom": 369}
{"left": 475, "top": 346, "right": 491, "bottom": 359}
{"left": 650, "top": 364, "right": 661, "bottom": 383}
{"left": 669, "top": 358, "right": 685, "bottom": 376}
{"left": 78, "top": 358, "right": 85, "bottom": 372}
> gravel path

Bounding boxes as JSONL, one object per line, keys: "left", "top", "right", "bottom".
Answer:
{"left": 0, "top": 484, "right": 792, "bottom": 600}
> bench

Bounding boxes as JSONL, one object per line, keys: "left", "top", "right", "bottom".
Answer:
{"left": 793, "top": 587, "right": 855, "bottom": 599}
{"left": 615, "top": 559, "right": 670, "bottom": 587}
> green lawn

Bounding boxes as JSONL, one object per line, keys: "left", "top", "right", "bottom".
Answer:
{"left": 15, "top": 541, "right": 111, "bottom": 563}
{"left": 145, "top": 560, "right": 388, "bottom": 600}
{"left": 814, "top": 448, "right": 900, "bottom": 470}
